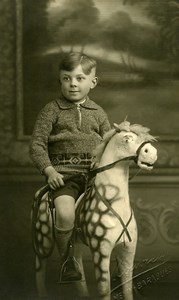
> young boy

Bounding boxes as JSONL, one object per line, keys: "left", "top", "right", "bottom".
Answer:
{"left": 29, "top": 52, "right": 111, "bottom": 282}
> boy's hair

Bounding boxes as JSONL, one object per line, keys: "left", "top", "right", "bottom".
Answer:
{"left": 59, "top": 52, "right": 97, "bottom": 75}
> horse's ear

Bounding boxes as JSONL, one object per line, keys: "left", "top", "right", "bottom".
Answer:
{"left": 113, "top": 123, "right": 121, "bottom": 132}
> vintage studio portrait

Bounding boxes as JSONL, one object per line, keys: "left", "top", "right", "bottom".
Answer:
{"left": 1, "top": 0, "right": 179, "bottom": 299}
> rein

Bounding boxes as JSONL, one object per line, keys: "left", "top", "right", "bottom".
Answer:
{"left": 89, "top": 155, "right": 137, "bottom": 179}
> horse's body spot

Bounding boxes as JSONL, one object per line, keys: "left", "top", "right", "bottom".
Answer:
{"left": 98, "top": 201, "right": 108, "bottom": 212}
{"left": 91, "top": 237, "right": 98, "bottom": 249}
{"left": 101, "top": 215, "right": 115, "bottom": 229}
{"left": 95, "top": 225, "right": 105, "bottom": 237}
{"left": 100, "top": 246, "right": 110, "bottom": 257}
{"left": 40, "top": 213, "right": 48, "bottom": 222}
{"left": 92, "top": 212, "right": 100, "bottom": 223}
{"left": 36, "top": 221, "right": 40, "bottom": 229}
{"left": 94, "top": 251, "right": 100, "bottom": 264}
{"left": 90, "top": 199, "right": 97, "bottom": 210}
{"left": 100, "top": 259, "right": 110, "bottom": 272}
{"left": 37, "top": 233, "right": 42, "bottom": 242}
{"left": 95, "top": 267, "right": 101, "bottom": 280}
{"left": 100, "top": 240, "right": 111, "bottom": 256}
{"left": 87, "top": 223, "right": 93, "bottom": 234}
{"left": 41, "top": 224, "right": 49, "bottom": 234}
{"left": 85, "top": 211, "right": 91, "bottom": 222}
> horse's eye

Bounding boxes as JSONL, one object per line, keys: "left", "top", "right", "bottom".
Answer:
{"left": 145, "top": 149, "right": 148, "bottom": 153}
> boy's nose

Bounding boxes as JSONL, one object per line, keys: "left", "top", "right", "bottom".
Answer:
{"left": 70, "top": 78, "right": 77, "bottom": 86}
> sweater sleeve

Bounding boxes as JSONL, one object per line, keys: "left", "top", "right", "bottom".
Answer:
{"left": 98, "top": 108, "right": 111, "bottom": 138}
{"left": 29, "top": 102, "right": 57, "bottom": 173}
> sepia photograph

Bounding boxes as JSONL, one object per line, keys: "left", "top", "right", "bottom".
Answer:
{"left": 0, "top": 0, "right": 179, "bottom": 299}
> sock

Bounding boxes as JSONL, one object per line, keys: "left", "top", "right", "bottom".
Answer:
{"left": 54, "top": 225, "right": 73, "bottom": 260}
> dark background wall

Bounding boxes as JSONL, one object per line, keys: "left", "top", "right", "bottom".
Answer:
{"left": 0, "top": 0, "right": 179, "bottom": 299}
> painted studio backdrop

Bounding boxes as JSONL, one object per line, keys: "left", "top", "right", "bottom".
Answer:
{"left": 17, "top": 0, "right": 179, "bottom": 141}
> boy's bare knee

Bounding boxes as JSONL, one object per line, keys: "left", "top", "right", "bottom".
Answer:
{"left": 56, "top": 211, "right": 75, "bottom": 229}
{"left": 54, "top": 195, "right": 75, "bottom": 229}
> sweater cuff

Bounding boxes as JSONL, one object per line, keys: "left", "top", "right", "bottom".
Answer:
{"left": 36, "top": 161, "right": 52, "bottom": 175}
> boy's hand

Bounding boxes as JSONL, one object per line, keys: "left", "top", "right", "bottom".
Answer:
{"left": 44, "top": 166, "right": 64, "bottom": 190}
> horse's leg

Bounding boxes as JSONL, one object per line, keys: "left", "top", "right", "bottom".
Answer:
{"left": 74, "top": 243, "right": 89, "bottom": 298}
{"left": 114, "top": 242, "right": 136, "bottom": 300}
{"left": 35, "top": 255, "right": 48, "bottom": 298}
{"left": 91, "top": 240, "right": 113, "bottom": 300}
{"left": 32, "top": 197, "right": 54, "bottom": 298}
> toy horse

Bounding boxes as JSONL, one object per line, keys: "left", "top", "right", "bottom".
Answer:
{"left": 31, "top": 121, "right": 157, "bottom": 300}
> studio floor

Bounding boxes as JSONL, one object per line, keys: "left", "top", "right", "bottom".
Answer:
{"left": 1, "top": 243, "right": 179, "bottom": 300}
{"left": 2, "top": 249, "right": 177, "bottom": 300}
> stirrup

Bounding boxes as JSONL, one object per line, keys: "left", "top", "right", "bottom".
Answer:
{"left": 59, "top": 255, "right": 82, "bottom": 284}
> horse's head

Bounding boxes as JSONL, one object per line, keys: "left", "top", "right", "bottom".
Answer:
{"left": 93, "top": 121, "right": 157, "bottom": 172}
{"left": 135, "top": 140, "right": 157, "bottom": 170}
{"left": 113, "top": 121, "right": 158, "bottom": 170}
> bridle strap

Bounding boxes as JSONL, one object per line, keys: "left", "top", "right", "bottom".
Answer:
{"left": 136, "top": 141, "right": 150, "bottom": 156}
{"left": 89, "top": 141, "right": 151, "bottom": 179}
{"left": 133, "top": 141, "right": 151, "bottom": 165}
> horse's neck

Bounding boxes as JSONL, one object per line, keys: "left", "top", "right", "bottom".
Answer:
{"left": 94, "top": 147, "right": 130, "bottom": 202}
{"left": 95, "top": 163, "right": 129, "bottom": 191}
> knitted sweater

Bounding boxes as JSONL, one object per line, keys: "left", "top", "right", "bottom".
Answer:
{"left": 29, "top": 96, "right": 111, "bottom": 174}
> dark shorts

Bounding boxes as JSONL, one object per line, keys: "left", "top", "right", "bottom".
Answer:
{"left": 52, "top": 173, "right": 86, "bottom": 201}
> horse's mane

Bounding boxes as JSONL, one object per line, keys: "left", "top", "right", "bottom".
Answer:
{"left": 93, "top": 121, "right": 157, "bottom": 164}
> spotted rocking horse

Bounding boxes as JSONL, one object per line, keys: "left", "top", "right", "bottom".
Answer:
{"left": 31, "top": 121, "right": 157, "bottom": 300}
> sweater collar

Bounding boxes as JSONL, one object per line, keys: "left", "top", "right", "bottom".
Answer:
{"left": 56, "top": 95, "right": 98, "bottom": 110}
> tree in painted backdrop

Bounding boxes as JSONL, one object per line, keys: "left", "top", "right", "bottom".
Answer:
{"left": 48, "top": 0, "right": 100, "bottom": 49}
{"left": 122, "top": 0, "right": 179, "bottom": 62}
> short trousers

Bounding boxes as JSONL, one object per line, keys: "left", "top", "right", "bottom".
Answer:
{"left": 52, "top": 173, "right": 86, "bottom": 201}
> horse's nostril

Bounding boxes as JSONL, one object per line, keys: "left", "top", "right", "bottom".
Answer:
{"left": 145, "top": 149, "right": 148, "bottom": 153}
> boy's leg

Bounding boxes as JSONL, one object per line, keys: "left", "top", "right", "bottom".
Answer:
{"left": 54, "top": 194, "right": 75, "bottom": 260}
{"left": 54, "top": 195, "right": 82, "bottom": 282}
{"left": 54, "top": 225, "right": 73, "bottom": 261}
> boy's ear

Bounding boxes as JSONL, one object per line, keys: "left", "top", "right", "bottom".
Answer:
{"left": 91, "top": 76, "right": 98, "bottom": 89}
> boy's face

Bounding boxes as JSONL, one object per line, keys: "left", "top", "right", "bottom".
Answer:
{"left": 59, "top": 64, "right": 97, "bottom": 103}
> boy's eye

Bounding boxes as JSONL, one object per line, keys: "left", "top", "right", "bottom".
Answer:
{"left": 77, "top": 76, "right": 85, "bottom": 81}
{"left": 63, "top": 77, "right": 70, "bottom": 81}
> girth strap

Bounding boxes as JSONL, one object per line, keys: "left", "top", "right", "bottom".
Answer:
{"left": 94, "top": 186, "right": 132, "bottom": 242}
{"left": 116, "top": 209, "right": 133, "bottom": 243}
